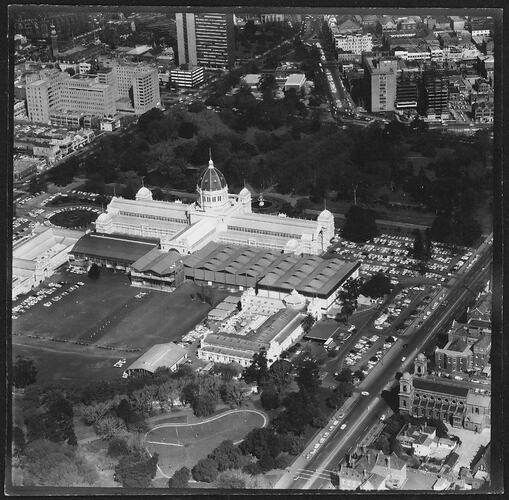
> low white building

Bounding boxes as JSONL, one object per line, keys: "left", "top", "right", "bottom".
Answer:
{"left": 198, "top": 307, "right": 304, "bottom": 367}
{"left": 284, "top": 73, "right": 306, "bottom": 92}
{"left": 12, "top": 226, "right": 83, "bottom": 299}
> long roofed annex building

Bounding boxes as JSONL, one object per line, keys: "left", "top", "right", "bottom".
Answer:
{"left": 94, "top": 156, "right": 335, "bottom": 256}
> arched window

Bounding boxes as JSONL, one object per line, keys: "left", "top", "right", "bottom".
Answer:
{"left": 403, "top": 385, "right": 407, "bottom": 392}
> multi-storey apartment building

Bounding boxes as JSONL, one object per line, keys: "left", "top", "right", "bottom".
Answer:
{"left": 25, "top": 69, "right": 67, "bottom": 123}
{"left": 176, "top": 12, "right": 235, "bottom": 69}
{"left": 364, "top": 56, "right": 398, "bottom": 112}
{"left": 112, "top": 62, "right": 161, "bottom": 114}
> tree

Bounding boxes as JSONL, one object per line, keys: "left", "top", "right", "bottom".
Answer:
{"left": 28, "top": 176, "right": 47, "bottom": 195}
{"left": 20, "top": 439, "right": 98, "bottom": 487}
{"left": 326, "top": 389, "right": 345, "bottom": 410}
{"left": 240, "top": 427, "right": 280, "bottom": 460}
{"left": 373, "top": 434, "right": 391, "bottom": 455}
{"left": 87, "top": 263, "right": 100, "bottom": 280}
{"left": 107, "top": 437, "right": 130, "bottom": 458}
{"left": 260, "top": 388, "right": 280, "bottom": 410}
{"left": 41, "top": 392, "right": 77, "bottom": 445}
{"left": 360, "top": 272, "right": 392, "bottom": 299}
{"left": 220, "top": 381, "right": 246, "bottom": 408}
{"left": 295, "top": 357, "right": 321, "bottom": 393}
{"left": 279, "top": 433, "right": 305, "bottom": 455}
{"left": 428, "top": 418, "right": 449, "bottom": 438}
{"left": 215, "top": 470, "right": 246, "bottom": 489}
{"left": 342, "top": 205, "right": 378, "bottom": 242}
{"left": 268, "top": 359, "right": 293, "bottom": 393}
{"left": 94, "top": 415, "right": 127, "bottom": 440}
{"left": 168, "top": 466, "right": 190, "bottom": 488}
{"left": 192, "top": 457, "right": 219, "bottom": 483}
{"left": 301, "top": 314, "right": 315, "bottom": 333}
{"left": 208, "top": 440, "right": 245, "bottom": 472}
{"left": 192, "top": 394, "right": 216, "bottom": 417}
{"left": 353, "top": 369, "right": 365, "bottom": 381}
{"left": 13, "top": 356, "right": 37, "bottom": 388}
{"left": 114, "top": 450, "right": 158, "bottom": 488}
{"left": 335, "top": 368, "right": 353, "bottom": 384}
{"left": 242, "top": 350, "right": 269, "bottom": 387}
{"left": 258, "top": 453, "right": 276, "bottom": 472}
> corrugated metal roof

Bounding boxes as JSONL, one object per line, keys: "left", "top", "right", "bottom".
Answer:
{"left": 126, "top": 342, "right": 187, "bottom": 373}
{"left": 71, "top": 233, "right": 157, "bottom": 263}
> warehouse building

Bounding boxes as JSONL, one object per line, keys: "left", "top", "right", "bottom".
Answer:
{"left": 183, "top": 241, "right": 360, "bottom": 311}
{"left": 124, "top": 342, "right": 188, "bottom": 377}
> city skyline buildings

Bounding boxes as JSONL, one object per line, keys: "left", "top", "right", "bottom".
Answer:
{"left": 176, "top": 12, "right": 235, "bottom": 69}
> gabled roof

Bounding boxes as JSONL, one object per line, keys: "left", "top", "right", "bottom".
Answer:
{"left": 71, "top": 232, "right": 158, "bottom": 263}
{"left": 131, "top": 248, "right": 181, "bottom": 275}
{"left": 413, "top": 377, "right": 469, "bottom": 398}
{"left": 126, "top": 342, "right": 187, "bottom": 373}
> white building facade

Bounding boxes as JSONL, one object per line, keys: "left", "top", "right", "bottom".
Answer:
{"left": 96, "top": 157, "right": 335, "bottom": 256}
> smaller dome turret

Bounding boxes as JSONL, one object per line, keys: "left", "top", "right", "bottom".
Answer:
{"left": 318, "top": 209, "right": 334, "bottom": 221}
{"left": 136, "top": 186, "right": 153, "bottom": 201}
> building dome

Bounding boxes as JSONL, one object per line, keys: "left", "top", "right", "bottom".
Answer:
{"left": 283, "top": 289, "right": 306, "bottom": 309}
{"left": 96, "top": 212, "right": 110, "bottom": 224}
{"left": 200, "top": 158, "right": 227, "bottom": 192}
{"left": 401, "top": 371, "right": 411, "bottom": 380}
{"left": 318, "top": 209, "right": 334, "bottom": 221}
{"left": 136, "top": 186, "right": 153, "bottom": 201}
{"left": 239, "top": 187, "right": 251, "bottom": 197}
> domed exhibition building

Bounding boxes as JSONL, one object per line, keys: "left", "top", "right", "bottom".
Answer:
{"left": 70, "top": 155, "right": 360, "bottom": 313}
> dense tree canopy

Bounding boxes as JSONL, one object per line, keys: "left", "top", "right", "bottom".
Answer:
{"left": 13, "top": 356, "right": 37, "bottom": 388}
{"left": 342, "top": 205, "right": 379, "bottom": 242}
{"left": 360, "top": 272, "right": 392, "bottom": 299}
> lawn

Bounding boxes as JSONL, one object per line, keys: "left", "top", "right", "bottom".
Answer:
{"left": 12, "top": 269, "right": 214, "bottom": 383}
{"left": 13, "top": 271, "right": 211, "bottom": 349}
{"left": 145, "top": 409, "right": 267, "bottom": 471}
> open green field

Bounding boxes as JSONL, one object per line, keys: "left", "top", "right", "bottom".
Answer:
{"left": 13, "top": 271, "right": 211, "bottom": 349}
{"left": 12, "top": 269, "right": 213, "bottom": 383}
{"left": 145, "top": 409, "right": 267, "bottom": 472}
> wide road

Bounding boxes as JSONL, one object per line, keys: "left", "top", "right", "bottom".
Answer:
{"left": 276, "top": 236, "right": 492, "bottom": 489}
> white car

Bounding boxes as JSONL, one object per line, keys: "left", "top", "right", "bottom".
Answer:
{"left": 401, "top": 357, "right": 407, "bottom": 362}
{"left": 340, "top": 423, "right": 347, "bottom": 430}
{"left": 361, "top": 391, "right": 370, "bottom": 396}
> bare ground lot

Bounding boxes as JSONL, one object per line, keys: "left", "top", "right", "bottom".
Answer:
{"left": 12, "top": 269, "right": 215, "bottom": 383}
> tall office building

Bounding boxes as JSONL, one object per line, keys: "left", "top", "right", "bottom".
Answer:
{"left": 422, "top": 71, "right": 449, "bottom": 116}
{"left": 396, "top": 74, "right": 419, "bottom": 110}
{"left": 25, "top": 69, "right": 67, "bottom": 123}
{"left": 176, "top": 12, "right": 235, "bottom": 69}
{"left": 364, "top": 56, "right": 398, "bottom": 112}
{"left": 61, "top": 75, "right": 117, "bottom": 116}
{"left": 112, "top": 63, "right": 161, "bottom": 115}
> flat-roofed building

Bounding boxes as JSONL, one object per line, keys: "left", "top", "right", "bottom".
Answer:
{"left": 13, "top": 157, "right": 39, "bottom": 185}
{"left": 284, "top": 73, "right": 306, "bottom": 91}
{"left": 12, "top": 226, "right": 83, "bottom": 299}
{"left": 176, "top": 12, "right": 235, "bottom": 69}
{"left": 364, "top": 56, "right": 398, "bottom": 112}
{"left": 170, "top": 64, "right": 205, "bottom": 88}
{"left": 198, "top": 307, "right": 304, "bottom": 366}
{"left": 124, "top": 342, "right": 188, "bottom": 377}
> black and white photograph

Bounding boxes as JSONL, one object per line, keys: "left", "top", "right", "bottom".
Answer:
{"left": 4, "top": 2, "right": 504, "bottom": 495}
